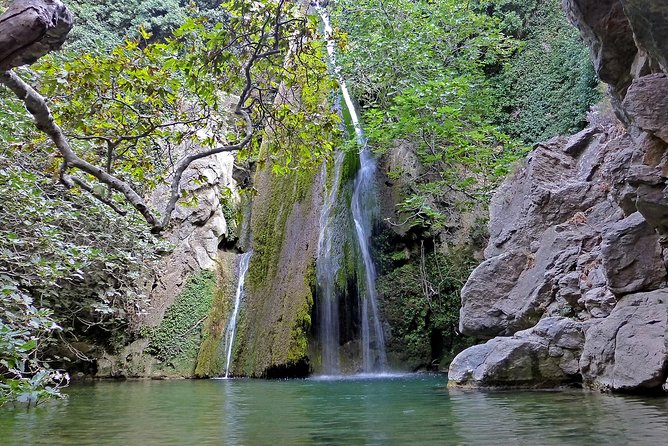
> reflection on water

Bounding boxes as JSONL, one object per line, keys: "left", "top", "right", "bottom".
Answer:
{"left": 2, "top": 376, "right": 668, "bottom": 445}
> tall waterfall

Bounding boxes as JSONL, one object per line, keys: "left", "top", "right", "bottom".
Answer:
{"left": 316, "top": 4, "right": 388, "bottom": 374}
{"left": 316, "top": 151, "right": 345, "bottom": 374}
{"left": 351, "top": 150, "right": 388, "bottom": 372}
{"left": 224, "top": 252, "right": 252, "bottom": 378}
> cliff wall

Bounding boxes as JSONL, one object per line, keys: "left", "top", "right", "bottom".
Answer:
{"left": 449, "top": 0, "right": 668, "bottom": 393}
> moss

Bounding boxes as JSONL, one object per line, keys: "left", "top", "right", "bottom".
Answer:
{"left": 287, "top": 262, "right": 317, "bottom": 362}
{"left": 340, "top": 145, "right": 361, "bottom": 188}
{"left": 232, "top": 155, "right": 322, "bottom": 376}
{"left": 287, "top": 299, "right": 313, "bottom": 362}
{"left": 247, "top": 167, "right": 317, "bottom": 291}
{"left": 194, "top": 256, "right": 236, "bottom": 377}
{"left": 145, "top": 270, "right": 217, "bottom": 375}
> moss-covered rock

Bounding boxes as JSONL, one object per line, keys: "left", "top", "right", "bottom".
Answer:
{"left": 194, "top": 253, "right": 237, "bottom": 377}
{"left": 144, "top": 270, "right": 218, "bottom": 376}
{"left": 232, "top": 161, "right": 325, "bottom": 377}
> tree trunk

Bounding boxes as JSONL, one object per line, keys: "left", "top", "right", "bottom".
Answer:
{"left": 0, "top": 0, "right": 73, "bottom": 70}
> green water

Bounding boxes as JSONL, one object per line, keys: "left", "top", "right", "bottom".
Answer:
{"left": 2, "top": 375, "right": 668, "bottom": 445}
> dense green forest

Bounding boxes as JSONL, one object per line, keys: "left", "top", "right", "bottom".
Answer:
{"left": 0, "top": 0, "right": 597, "bottom": 405}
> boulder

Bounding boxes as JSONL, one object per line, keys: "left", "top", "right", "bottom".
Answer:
{"left": 600, "top": 212, "right": 666, "bottom": 295}
{"left": 580, "top": 289, "right": 668, "bottom": 391}
{"left": 448, "top": 317, "right": 584, "bottom": 387}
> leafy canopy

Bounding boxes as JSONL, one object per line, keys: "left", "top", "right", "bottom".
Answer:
{"left": 332, "top": 0, "right": 525, "bottom": 230}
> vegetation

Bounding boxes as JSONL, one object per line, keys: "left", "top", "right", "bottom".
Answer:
{"left": 377, "top": 249, "right": 478, "bottom": 368}
{"left": 0, "top": 152, "right": 162, "bottom": 406}
{"left": 145, "top": 271, "right": 217, "bottom": 373}
{"left": 329, "top": 0, "right": 597, "bottom": 366}
{"left": 331, "top": 0, "right": 526, "bottom": 231}
{"left": 1, "top": 0, "right": 339, "bottom": 401}
{"left": 484, "top": 0, "right": 600, "bottom": 142}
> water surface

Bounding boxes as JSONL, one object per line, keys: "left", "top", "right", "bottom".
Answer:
{"left": 2, "top": 375, "right": 668, "bottom": 445}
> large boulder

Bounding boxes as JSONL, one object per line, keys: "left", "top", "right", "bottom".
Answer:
{"left": 449, "top": 317, "right": 584, "bottom": 387}
{"left": 580, "top": 289, "right": 668, "bottom": 392}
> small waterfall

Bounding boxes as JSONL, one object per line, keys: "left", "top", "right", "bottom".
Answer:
{"left": 316, "top": 151, "right": 345, "bottom": 374}
{"left": 224, "top": 252, "right": 252, "bottom": 378}
{"left": 316, "top": 4, "right": 388, "bottom": 374}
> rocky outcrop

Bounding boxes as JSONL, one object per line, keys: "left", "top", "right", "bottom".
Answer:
{"left": 97, "top": 150, "right": 241, "bottom": 378}
{"left": 451, "top": 0, "right": 668, "bottom": 393}
{"left": 143, "top": 151, "right": 239, "bottom": 327}
{"left": 231, "top": 161, "right": 324, "bottom": 378}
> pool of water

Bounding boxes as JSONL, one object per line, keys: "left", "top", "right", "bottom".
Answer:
{"left": 2, "top": 374, "right": 668, "bottom": 445}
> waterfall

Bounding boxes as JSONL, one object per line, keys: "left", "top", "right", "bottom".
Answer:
{"left": 351, "top": 150, "right": 388, "bottom": 373}
{"left": 316, "top": 151, "right": 345, "bottom": 374}
{"left": 224, "top": 251, "right": 252, "bottom": 378}
{"left": 316, "top": 4, "right": 388, "bottom": 374}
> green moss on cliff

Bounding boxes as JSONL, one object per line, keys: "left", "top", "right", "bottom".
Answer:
{"left": 247, "top": 167, "right": 316, "bottom": 290}
{"left": 146, "top": 270, "right": 217, "bottom": 375}
{"left": 232, "top": 159, "right": 321, "bottom": 376}
{"left": 194, "top": 256, "right": 236, "bottom": 377}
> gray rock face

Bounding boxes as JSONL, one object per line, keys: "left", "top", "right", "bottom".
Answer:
{"left": 601, "top": 212, "right": 666, "bottom": 294}
{"left": 143, "top": 152, "right": 238, "bottom": 326}
{"left": 623, "top": 74, "right": 668, "bottom": 143}
{"left": 451, "top": 0, "right": 668, "bottom": 392}
{"left": 580, "top": 289, "right": 668, "bottom": 391}
{"left": 449, "top": 317, "right": 584, "bottom": 387}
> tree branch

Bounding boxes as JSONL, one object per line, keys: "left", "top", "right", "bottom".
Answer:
{"left": 0, "top": 0, "right": 73, "bottom": 70}
{"left": 0, "top": 70, "right": 159, "bottom": 226}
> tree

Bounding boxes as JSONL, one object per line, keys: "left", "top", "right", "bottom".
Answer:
{"left": 332, "top": 0, "right": 524, "bottom": 230}
{"left": 0, "top": 0, "right": 338, "bottom": 405}
{"left": 0, "top": 0, "right": 338, "bottom": 233}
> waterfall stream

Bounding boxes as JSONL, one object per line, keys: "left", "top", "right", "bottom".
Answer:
{"left": 316, "top": 4, "right": 388, "bottom": 374}
{"left": 224, "top": 251, "right": 252, "bottom": 378}
{"left": 316, "top": 151, "right": 345, "bottom": 374}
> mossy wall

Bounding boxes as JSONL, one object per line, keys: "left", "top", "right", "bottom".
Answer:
{"left": 194, "top": 252, "right": 237, "bottom": 377}
{"left": 134, "top": 254, "right": 237, "bottom": 378}
{"left": 231, "top": 161, "right": 325, "bottom": 377}
{"left": 144, "top": 270, "right": 218, "bottom": 376}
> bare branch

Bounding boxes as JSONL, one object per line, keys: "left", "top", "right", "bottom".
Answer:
{"left": 0, "top": 0, "right": 73, "bottom": 70}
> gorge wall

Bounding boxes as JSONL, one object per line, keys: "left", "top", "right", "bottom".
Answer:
{"left": 449, "top": 0, "right": 668, "bottom": 393}
{"left": 96, "top": 150, "right": 242, "bottom": 378}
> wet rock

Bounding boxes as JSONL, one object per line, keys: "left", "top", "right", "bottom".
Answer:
{"left": 580, "top": 289, "right": 668, "bottom": 391}
{"left": 448, "top": 317, "right": 584, "bottom": 388}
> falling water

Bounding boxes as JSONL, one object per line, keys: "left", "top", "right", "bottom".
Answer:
{"left": 351, "top": 150, "right": 388, "bottom": 373}
{"left": 316, "top": 151, "right": 345, "bottom": 374}
{"left": 224, "top": 252, "right": 252, "bottom": 378}
{"left": 317, "top": 4, "right": 388, "bottom": 373}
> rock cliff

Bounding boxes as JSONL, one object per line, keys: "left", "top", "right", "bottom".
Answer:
{"left": 449, "top": 0, "right": 668, "bottom": 393}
